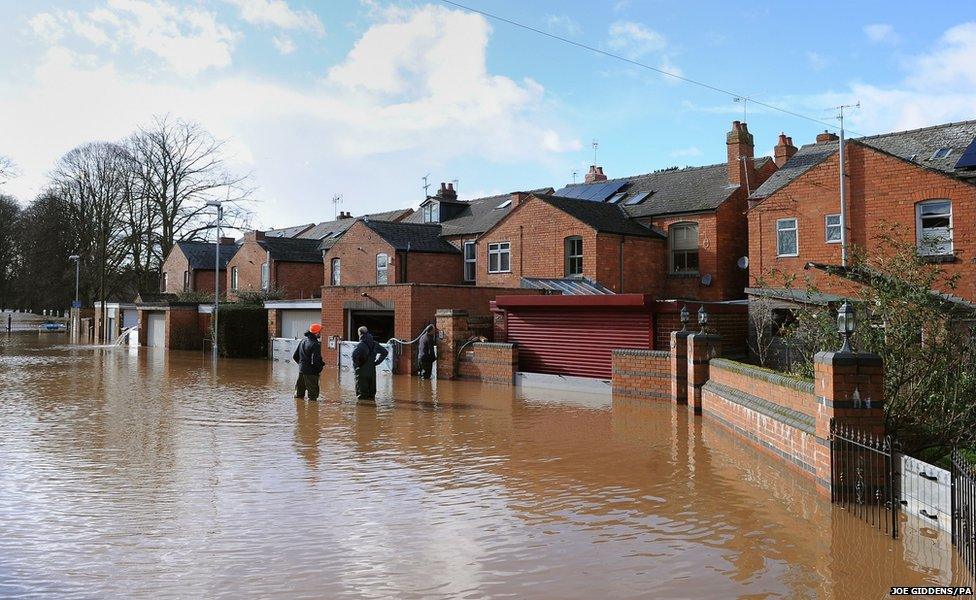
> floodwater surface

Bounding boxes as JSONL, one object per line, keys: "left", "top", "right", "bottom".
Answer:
{"left": 0, "top": 334, "right": 971, "bottom": 599}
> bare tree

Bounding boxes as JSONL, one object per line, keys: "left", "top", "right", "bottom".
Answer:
{"left": 0, "top": 155, "right": 17, "bottom": 186}
{"left": 0, "top": 195, "right": 21, "bottom": 308}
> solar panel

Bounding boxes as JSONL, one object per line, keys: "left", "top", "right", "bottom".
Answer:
{"left": 955, "top": 138, "right": 976, "bottom": 169}
{"left": 553, "top": 185, "right": 587, "bottom": 199}
{"left": 625, "top": 191, "right": 652, "bottom": 205}
{"left": 555, "top": 180, "right": 626, "bottom": 202}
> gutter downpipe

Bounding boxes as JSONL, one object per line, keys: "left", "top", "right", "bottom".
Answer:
{"left": 839, "top": 124, "right": 848, "bottom": 267}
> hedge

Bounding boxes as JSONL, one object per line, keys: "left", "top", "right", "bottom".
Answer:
{"left": 215, "top": 304, "right": 268, "bottom": 358}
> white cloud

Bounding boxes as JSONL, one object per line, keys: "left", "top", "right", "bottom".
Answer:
{"left": 864, "top": 23, "right": 898, "bottom": 44}
{"left": 545, "top": 14, "right": 580, "bottom": 36}
{"left": 806, "top": 51, "right": 828, "bottom": 71}
{"left": 670, "top": 146, "right": 702, "bottom": 158}
{"left": 607, "top": 21, "right": 666, "bottom": 59}
{"left": 224, "top": 0, "right": 324, "bottom": 35}
{"left": 29, "top": 13, "right": 64, "bottom": 44}
{"left": 272, "top": 34, "right": 295, "bottom": 54}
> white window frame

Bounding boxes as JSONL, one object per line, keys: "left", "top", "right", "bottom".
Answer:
{"left": 825, "top": 214, "right": 842, "bottom": 244}
{"left": 776, "top": 218, "right": 799, "bottom": 257}
{"left": 260, "top": 262, "right": 270, "bottom": 290}
{"left": 564, "top": 236, "right": 583, "bottom": 277}
{"left": 463, "top": 241, "right": 476, "bottom": 282}
{"left": 422, "top": 202, "right": 439, "bottom": 223}
{"left": 183, "top": 270, "right": 190, "bottom": 291}
{"left": 669, "top": 222, "right": 700, "bottom": 274}
{"left": 230, "top": 266, "right": 239, "bottom": 290}
{"left": 487, "top": 242, "right": 511, "bottom": 274}
{"left": 376, "top": 253, "right": 389, "bottom": 285}
{"left": 161, "top": 272, "right": 168, "bottom": 292}
{"left": 330, "top": 258, "right": 341, "bottom": 286}
{"left": 915, "top": 199, "right": 953, "bottom": 256}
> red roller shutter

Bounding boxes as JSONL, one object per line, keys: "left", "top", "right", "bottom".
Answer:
{"left": 506, "top": 307, "right": 653, "bottom": 379}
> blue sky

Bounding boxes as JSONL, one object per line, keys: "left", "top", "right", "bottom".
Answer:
{"left": 1, "top": 0, "right": 974, "bottom": 230}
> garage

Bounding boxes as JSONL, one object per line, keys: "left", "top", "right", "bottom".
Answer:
{"left": 281, "top": 310, "right": 322, "bottom": 339}
{"left": 146, "top": 312, "right": 166, "bottom": 348}
{"left": 496, "top": 295, "right": 655, "bottom": 380}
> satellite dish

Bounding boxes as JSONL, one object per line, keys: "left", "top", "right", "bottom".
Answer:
{"left": 701, "top": 274, "right": 713, "bottom": 287}
{"left": 737, "top": 256, "right": 749, "bottom": 269}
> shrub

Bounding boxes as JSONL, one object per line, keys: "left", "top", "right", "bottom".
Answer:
{"left": 215, "top": 303, "right": 268, "bottom": 358}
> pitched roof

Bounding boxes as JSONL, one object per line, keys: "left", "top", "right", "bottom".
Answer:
{"left": 751, "top": 120, "right": 976, "bottom": 199}
{"left": 402, "top": 189, "right": 554, "bottom": 236}
{"left": 533, "top": 194, "right": 664, "bottom": 238}
{"left": 257, "top": 237, "right": 323, "bottom": 263}
{"left": 298, "top": 208, "right": 414, "bottom": 250}
{"left": 265, "top": 223, "right": 315, "bottom": 238}
{"left": 177, "top": 241, "right": 239, "bottom": 270}
{"left": 362, "top": 220, "right": 461, "bottom": 254}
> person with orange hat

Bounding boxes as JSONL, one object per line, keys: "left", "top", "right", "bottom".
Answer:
{"left": 292, "top": 322, "right": 324, "bottom": 400}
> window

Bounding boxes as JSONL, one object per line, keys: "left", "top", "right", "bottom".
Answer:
{"left": 916, "top": 200, "right": 953, "bottom": 256}
{"left": 488, "top": 242, "right": 511, "bottom": 273}
{"left": 330, "top": 258, "right": 341, "bottom": 286}
{"left": 183, "top": 270, "right": 190, "bottom": 291}
{"left": 230, "top": 266, "right": 239, "bottom": 290}
{"left": 495, "top": 199, "right": 512, "bottom": 210}
{"left": 422, "top": 202, "right": 440, "bottom": 223}
{"left": 776, "top": 218, "right": 799, "bottom": 257}
{"left": 376, "top": 253, "right": 389, "bottom": 284}
{"left": 564, "top": 236, "right": 583, "bottom": 277}
{"left": 161, "top": 272, "right": 168, "bottom": 292}
{"left": 825, "top": 214, "right": 842, "bottom": 243}
{"left": 463, "top": 241, "right": 476, "bottom": 282}
{"left": 261, "top": 262, "right": 270, "bottom": 290}
{"left": 931, "top": 147, "right": 951, "bottom": 160}
{"left": 669, "top": 223, "right": 699, "bottom": 274}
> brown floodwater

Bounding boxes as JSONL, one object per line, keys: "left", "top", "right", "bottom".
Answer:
{"left": 0, "top": 334, "right": 972, "bottom": 599}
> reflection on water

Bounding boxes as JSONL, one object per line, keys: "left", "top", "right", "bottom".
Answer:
{"left": 0, "top": 334, "right": 971, "bottom": 599}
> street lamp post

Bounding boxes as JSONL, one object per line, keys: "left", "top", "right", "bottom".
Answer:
{"left": 206, "top": 201, "right": 223, "bottom": 360}
{"left": 679, "top": 304, "right": 690, "bottom": 331}
{"left": 836, "top": 301, "right": 855, "bottom": 353}
{"left": 69, "top": 255, "right": 80, "bottom": 340}
{"left": 698, "top": 305, "right": 709, "bottom": 335}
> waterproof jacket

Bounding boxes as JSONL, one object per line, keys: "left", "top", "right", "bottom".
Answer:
{"left": 293, "top": 332, "right": 324, "bottom": 375}
{"left": 351, "top": 333, "right": 388, "bottom": 369}
{"left": 417, "top": 333, "right": 436, "bottom": 361}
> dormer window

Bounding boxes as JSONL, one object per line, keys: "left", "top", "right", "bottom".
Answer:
{"left": 422, "top": 202, "right": 440, "bottom": 223}
{"left": 931, "top": 147, "right": 951, "bottom": 160}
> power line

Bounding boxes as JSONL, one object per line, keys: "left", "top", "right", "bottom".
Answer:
{"left": 440, "top": 0, "right": 848, "bottom": 133}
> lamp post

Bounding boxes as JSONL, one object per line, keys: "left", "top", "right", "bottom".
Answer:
{"left": 679, "top": 304, "right": 690, "bottom": 331}
{"left": 837, "top": 301, "right": 855, "bottom": 353}
{"left": 68, "top": 255, "right": 80, "bottom": 340}
{"left": 698, "top": 305, "right": 709, "bottom": 335}
{"left": 206, "top": 200, "right": 223, "bottom": 360}
{"left": 68, "top": 255, "right": 80, "bottom": 306}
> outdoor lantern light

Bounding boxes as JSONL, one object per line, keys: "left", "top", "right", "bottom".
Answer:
{"left": 698, "top": 305, "right": 709, "bottom": 334}
{"left": 837, "top": 301, "right": 855, "bottom": 353}
{"left": 680, "top": 305, "right": 690, "bottom": 331}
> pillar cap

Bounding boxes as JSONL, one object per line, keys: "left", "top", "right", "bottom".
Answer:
{"left": 814, "top": 351, "right": 882, "bottom": 366}
{"left": 687, "top": 332, "right": 722, "bottom": 342}
{"left": 435, "top": 309, "right": 469, "bottom": 317}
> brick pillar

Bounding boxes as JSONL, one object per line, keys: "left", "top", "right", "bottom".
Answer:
{"left": 813, "top": 351, "right": 886, "bottom": 496}
{"left": 435, "top": 309, "right": 469, "bottom": 380}
{"left": 670, "top": 330, "right": 690, "bottom": 405}
{"left": 268, "top": 309, "right": 282, "bottom": 338}
{"left": 490, "top": 302, "right": 507, "bottom": 343}
{"left": 686, "top": 333, "right": 722, "bottom": 414}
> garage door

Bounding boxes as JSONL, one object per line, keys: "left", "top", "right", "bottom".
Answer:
{"left": 281, "top": 310, "right": 322, "bottom": 339}
{"left": 147, "top": 313, "right": 166, "bottom": 348}
{"left": 506, "top": 308, "right": 652, "bottom": 379}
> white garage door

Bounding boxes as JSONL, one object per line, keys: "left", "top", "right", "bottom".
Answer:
{"left": 147, "top": 313, "right": 166, "bottom": 348}
{"left": 281, "top": 310, "right": 322, "bottom": 339}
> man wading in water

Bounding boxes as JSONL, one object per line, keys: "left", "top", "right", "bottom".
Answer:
{"left": 416, "top": 325, "right": 436, "bottom": 379}
{"left": 293, "top": 323, "right": 324, "bottom": 401}
{"left": 351, "top": 325, "right": 388, "bottom": 400}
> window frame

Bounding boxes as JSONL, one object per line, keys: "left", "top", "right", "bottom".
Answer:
{"left": 161, "top": 272, "right": 168, "bottom": 292}
{"left": 776, "top": 218, "right": 799, "bottom": 258}
{"left": 824, "top": 214, "right": 842, "bottom": 244}
{"left": 330, "top": 258, "right": 341, "bottom": 286}
{"left": 564, "top": 236, "right": 584, "bottom": 278}
{"left": 915, "top": 199, "right": 953, "bottom": 256}
{"left": 183, "top": 270, "right": 190, "bottom": 291}
{"left": 376, "top": 253, "right": 389, "bottom": 285}
{"left": 230, "top": 266, "right": 239, "bottom": 290}
{"left": 487, "top": 242, "right": 511, "bottom": 274}
{"left": 422, "top": 202, "right": 440, "bottom": 223}
{"left": 463, "top": 241, "right": 477, "bottom": 282}
{"left": 260, "top": 262, "right": 270, "bottom": 290}
{"left": 669, "top": 222, "right": 700, "bottom": 275}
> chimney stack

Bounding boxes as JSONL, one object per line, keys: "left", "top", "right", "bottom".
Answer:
{"left": 338, "top": 211, "right": 352, "bottom": 219}
{"left": 584, "top": 165, "right": 607, "bottom": 184}
{"left": 219, "top": 237, "right": 235, "bottom": 245}
{"left": 245, "top": 230, "right": 265, "bottom": 241}
{"left": 437, "top": 182, "right": 458, "bottom": 201}
{"left": 773, "top": 133, "right": 798, "bottom": 167}
{"left": 816, "top": 130, "right": 840, "bottom": 144}
{"left": 510, "top": 191, "right": 531, "bottom": 207}
{"left": 727, "top": 120, "right": 755, "bottom": 187}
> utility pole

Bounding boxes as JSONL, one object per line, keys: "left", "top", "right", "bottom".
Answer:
{"left": 69, "top": 255, "right": 80, "bottom": 342}
{"left": 331, "top": 194, "right": 343, "bottom": 220}
{"left": 835, "top": 102, "right": 860, "bottom": 267}
{"left": 206, "top": 200, "right": 223, "bottom": 359}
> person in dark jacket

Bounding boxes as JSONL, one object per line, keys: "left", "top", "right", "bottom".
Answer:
{"left": 293, "top": 323, "right": 324, "bottom": 400}
{"left": 351, "top": 326, "right": 388, "bottom": 400}
{"left": 416, "top": 326, "right": 436, "bottom": 379}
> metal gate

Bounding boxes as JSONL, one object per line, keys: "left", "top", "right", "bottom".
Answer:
{"left": 337, "top": 341, "right": 395, "bottom": 375}
{"left": 951, "top": 449, "right": 976, "bottom": 578}
{"left": 830, "top": 422, "right": 899, "bottom": 538}
{"left": 506, "top": 308, "right": 652, "bottom": 379}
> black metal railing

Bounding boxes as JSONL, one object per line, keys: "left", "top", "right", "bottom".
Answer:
{"left": 951, "top": 449, "right": 976, "bottom": 578}
{"left": 830, "top": 421, "right": 898, "bottom": 538}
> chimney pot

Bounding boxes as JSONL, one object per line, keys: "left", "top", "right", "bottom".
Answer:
{"left": 219, "top": 236, "right": 235, "bottom": 245}
{"left": 816, "top": 130, "right": 840, "bottom": 144}
{"left": 727, "top": 120, "right": 755, "bottom": 186}
{"left": 447, "top": 182, "right": 454, "bottom": 191}
{"left": 584, "top": 165, "right": 608, "bottom": 184}
{"left": 774, "top": 131, "right": 799, "bottom": 167}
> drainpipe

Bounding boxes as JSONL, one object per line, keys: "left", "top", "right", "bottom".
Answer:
{"left": 519, "top": 226, "right": 524, "bottom": 276}
{"left": 403, "top": 242, "right": 410, "bottom": 283}
{"left": 619, "top": 237, "right": 624, "bottom": 292}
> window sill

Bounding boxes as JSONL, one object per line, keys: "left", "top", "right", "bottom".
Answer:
{"left": 668, "top": 273, "right": 699, "bottom": 279}
{"left": 487, "top": 271, "right": 512, "bottom": 275}
{"left": 776, "top": 255, "right": 799, "bottom": 259}
{"left": 919, "top": 254, "right": 956, "bottom": 264}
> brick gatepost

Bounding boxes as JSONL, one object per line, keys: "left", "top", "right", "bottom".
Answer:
{"left": 686, "top": 332, "right": 722, "bottom": 414}
{"left": 669, "top": 330, "right": 691, "bottom": 405}
{"left": 813, "top": 351, "right": 886, "bottom": 496}
{"left": 435, "top": 309, "right": 470, "bottom": 380}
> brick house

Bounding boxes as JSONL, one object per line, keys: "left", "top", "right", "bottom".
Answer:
{"left": 748, "top": 120, "right": 976, "bottom": 302}
{"left": 159, "top": 239, "right": 239, "bottom": 294}
{"left": 226, "top": 231, "right": 324, "bottom": 300}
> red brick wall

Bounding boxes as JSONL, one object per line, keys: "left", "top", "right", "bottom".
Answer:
{"left": 749, "top": 143, "right": 976, "bottom": 301}
{"left": 192, "top": 269, "right": 221, "bottom": 294}
{"left": 652, "top": 301, "right": 748, "bottom": 355}
{"left": 400, "top": 251, "right": 463, "bottom": 285}
{"left": 274, "top": 261, "right": 323, "bottom": 299}
{"left": 611, "top": 349, "right": 671, "bottom": 401}
{"left": 458, "top": 342, "right": 518, "bottom": 384}
{"left": 160, "top": 246, "right": 189, "bottom": 293}
{"left": 324, "top": 222, "right": 397, "bottom": 286}
{"left": 226, "top": 238, "right": 268, "bottom": 300}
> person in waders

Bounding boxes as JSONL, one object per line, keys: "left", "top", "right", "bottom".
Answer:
{"left": 351, "top": 325, "right": 388, "bottom": 400}
{"left": 293, "top": 323, "right": 324, "bottom": 400}
{"left": 416, "top": 326, "right": 436, "bottom": 379}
